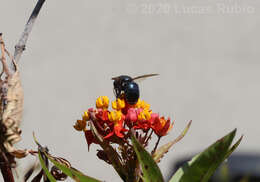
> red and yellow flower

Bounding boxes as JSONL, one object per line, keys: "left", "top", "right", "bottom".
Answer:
{"left": 151, "top": 116, "right": 173, "bottom": 136}
{"left": 74, "top": 96, "right": 174, "bottom": 149}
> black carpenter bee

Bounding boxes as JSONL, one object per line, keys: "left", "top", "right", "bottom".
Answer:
{"left": 112, "top": 74, "right": 159, "bottom": 105}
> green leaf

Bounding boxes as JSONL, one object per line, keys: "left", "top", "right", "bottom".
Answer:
{"left": 38, "top": 151, "right": 57, "bottom": 182}
{"left": 131, "top": 132, "right": 164, "bottom": 182}
{"left": 46, "top": 154, "right": 101, "bottom": 182}
{"left": 225, "top": 135, "right": 243, "bottom": 159}
{"left": 153, "top": 120, "right": 192, "bottom": 163}
{"left": 169, "top": 129, "right": 241, "bottom": 182}
{"left": 33, "top": 133, "right": 101, "bottom": 182}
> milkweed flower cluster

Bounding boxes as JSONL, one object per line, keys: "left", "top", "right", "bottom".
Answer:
{"left": 74, "top": 96, "right": 173, "bottom": 151}
{"left": 73, "top": 96, "right": 176, "bottom": 181}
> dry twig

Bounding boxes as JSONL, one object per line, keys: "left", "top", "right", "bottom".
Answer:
{"left": 13, "top": 0, "right": 46, "bottom": 67}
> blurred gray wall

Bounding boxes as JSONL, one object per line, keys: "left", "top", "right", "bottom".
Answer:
{"left": 1, "top": 0, "right": 260, "bottom": 181}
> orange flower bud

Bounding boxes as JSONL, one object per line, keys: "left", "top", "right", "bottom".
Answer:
{"left": 73, "top": 120, "right": 87, "bottom": 131}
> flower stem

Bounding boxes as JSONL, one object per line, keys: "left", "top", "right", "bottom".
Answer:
{"left": 143, "top": 129, "right": 149, "bottom": 140}
{"left": 151, "top": 136, "right": 161, "bottom": 155}
{"left": 144, "top": 130, "right": 153, "bottom": 145}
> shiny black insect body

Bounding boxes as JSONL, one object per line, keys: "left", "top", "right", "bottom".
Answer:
{"left": 112, "top": 74, "right": 158, "bottom": 105}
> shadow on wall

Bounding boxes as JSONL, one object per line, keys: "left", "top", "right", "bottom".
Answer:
{"left": 167, "top": 153, "right": 260, "bottom": 182}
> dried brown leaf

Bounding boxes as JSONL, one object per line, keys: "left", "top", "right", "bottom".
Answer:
{"left": 2, "top": 70, "right": 24, "bottom": 153}
{"left": 0, "top": 35, "right": 26, "bottom": 160}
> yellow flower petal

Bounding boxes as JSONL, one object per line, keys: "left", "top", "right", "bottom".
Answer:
{"left": 82, "top": 111, "right": 90, "bottom": 121}
{"left": 112, "top": 100, "right": 118, "bottom": 110}
{"left": 112, "top": 99, "right": 125, "bottom": 110}
{"left": 117, "top": 99, "right": 125, "bottom": 109}
{"left": 143, "top": 109, "right": 151, "bottom": 120}
{"left": 96, "top": 97, "right": 103, "bottom": 108}
{"left": 108, "top": 110, "right": 122, "bottom": 122}
{"left": 140, "top": 100, "right": 150, "bottom": 110}
{"left": 137, "top": 109, "right": 151, "bottom": 121}
{"left": 135, "top": 99, "right": 141, "bottom": 108}
{"left": 96, "top": 96, "right": 109, "bottom": 109}
{"left": 103, "top": 96, "right": 109, "bottom": 108}
{"left": 138, "top": 112, "right": 145, "bottom": 120}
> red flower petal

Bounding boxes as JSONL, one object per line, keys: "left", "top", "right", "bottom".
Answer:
{"left": 104, "top": 131, "right": 114, "bottom": 139}
{"left": 152, "top": 117, "right": 173, "bottom": 136}
{"left": 84, "top": 130, "right": 96, "bottom": 151}
{"left": 149, "top": 113, "right": 160, "bottom": 124}
{"left": 114, "top": 119, "right": 127, "bottom": 138}
{"left": 95, "top": 109, "right": 109, "bottom": 121}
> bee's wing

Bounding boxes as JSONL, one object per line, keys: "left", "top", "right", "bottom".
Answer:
{"left": 132, "top": 74, "right": 159, "bottom": 82}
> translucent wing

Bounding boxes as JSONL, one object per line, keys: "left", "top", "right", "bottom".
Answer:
{"left": 132, "top": 73, "right": 159, "bottom": 82}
